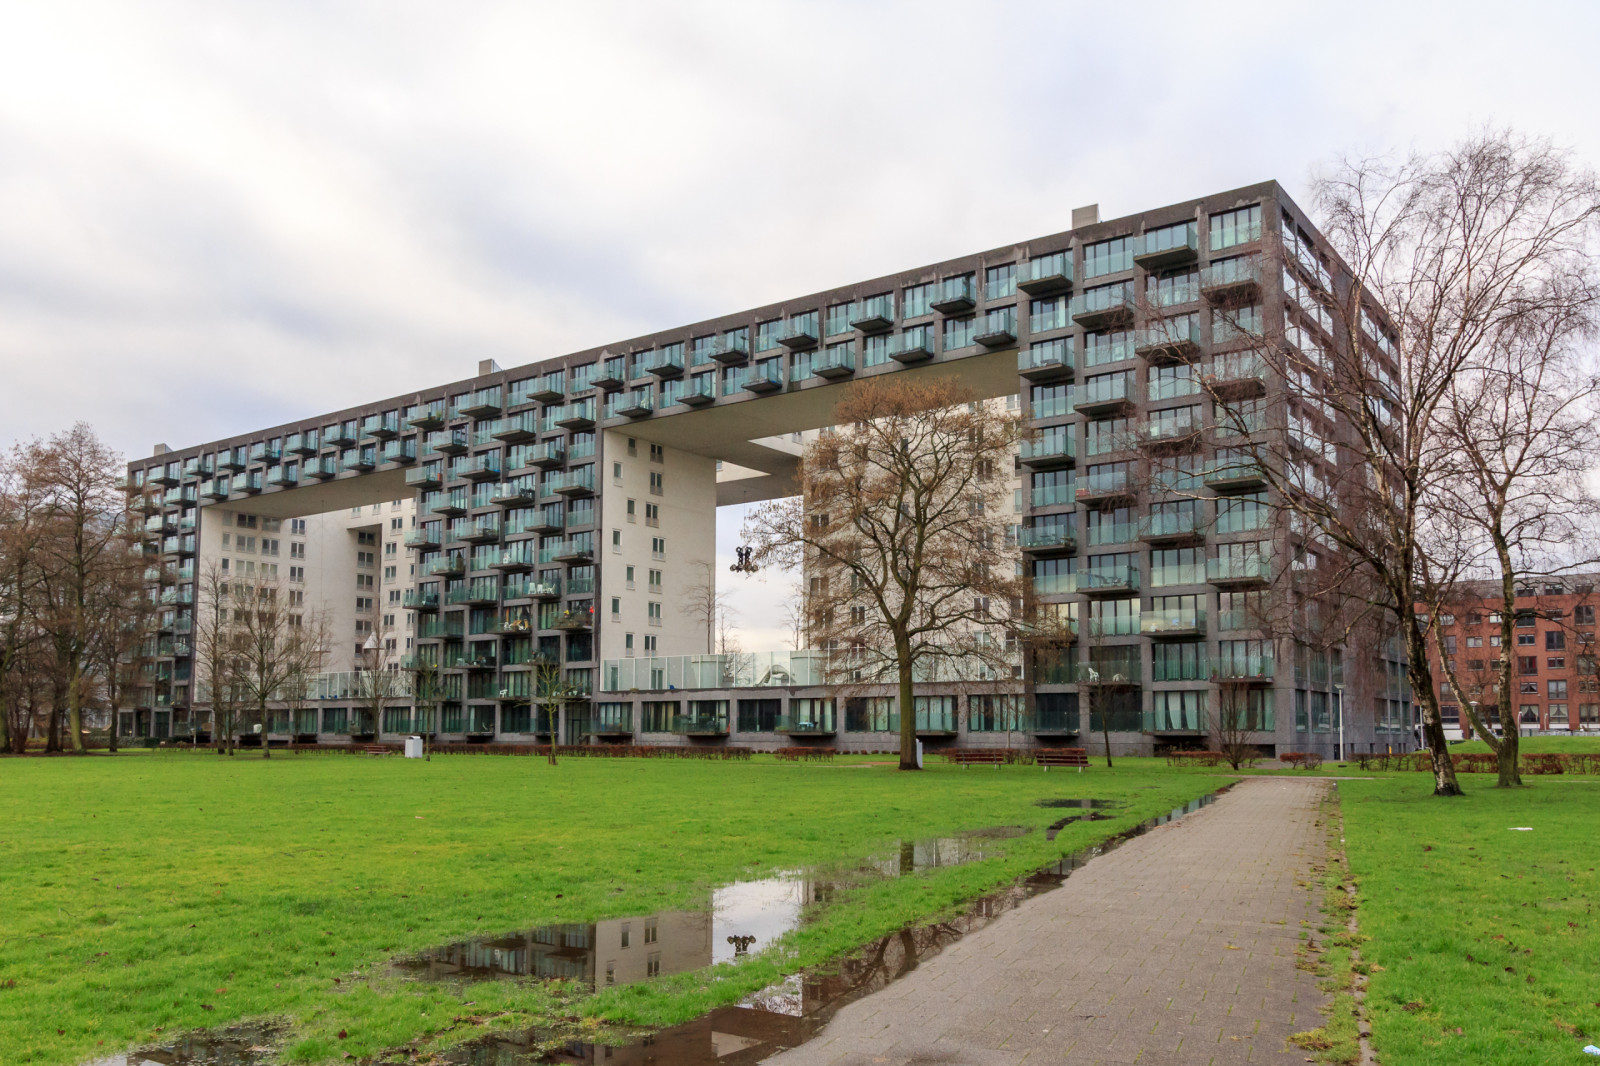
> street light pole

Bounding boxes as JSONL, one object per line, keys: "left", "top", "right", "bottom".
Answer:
{"left": 1333, "top": 681, "right": 1344, "bottom": 762}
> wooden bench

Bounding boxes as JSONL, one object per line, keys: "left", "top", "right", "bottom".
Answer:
{"left": 364, "top": 745, "right": 392, "bottom": 756}
{"left": 944, "top": 750, "right": 1008, "bottom": 767}
{"left": 1036, "top": 748, "right": 1089, "bottom": 771}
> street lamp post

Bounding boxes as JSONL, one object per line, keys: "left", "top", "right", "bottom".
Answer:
{"left": 1333, "top": 681, "right": 1344, "bottom": 762}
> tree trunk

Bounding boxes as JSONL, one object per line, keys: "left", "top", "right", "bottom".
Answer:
{"left": 68, "top": 675, "right": 86, "bottom": 754}
{"left": 1405, "top": 623, "right": 1464, "bottom": 797}
{"left": 1098, "top": 689, "right": 1113, "bottom": 769}
{"left": 896, "top": 649, "right": 918, "bottom": 771}
{"left": 1492, "top": 553, "right": 1523, "bottom": 788}
{"left": 260, "top": 700, "right": 271, "bottom": 759}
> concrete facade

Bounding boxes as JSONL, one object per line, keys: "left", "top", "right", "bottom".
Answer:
{"left": 126, "top": 180, "right": 1407, "bottom": 757}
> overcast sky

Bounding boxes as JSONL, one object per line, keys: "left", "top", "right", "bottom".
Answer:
{"left": 1, "top": 0, "right": 1595, "bottom": 647}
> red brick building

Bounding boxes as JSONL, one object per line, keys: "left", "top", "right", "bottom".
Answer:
{"left": 1421, "top": 578, "right": 1598, "bottom": 735}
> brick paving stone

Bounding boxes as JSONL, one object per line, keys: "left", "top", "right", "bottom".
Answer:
{"left": 765, "top": 778, "right": 1332, "bottom": 1066}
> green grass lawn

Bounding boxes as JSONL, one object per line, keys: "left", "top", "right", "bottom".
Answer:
{"left": 0, "top": 751, "right": 1219, "bottom": 1065}
{"left": 1338, "top": 774, "right": 1600, "bottom": 1063}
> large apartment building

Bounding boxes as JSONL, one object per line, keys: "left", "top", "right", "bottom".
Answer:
{"left": 1422, "top": 577, "right": 1600, "bottom": 738}
{"left": 126, "top": 180, "right": 1411, "bottom": 757}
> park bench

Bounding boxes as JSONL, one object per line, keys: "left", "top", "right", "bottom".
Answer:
{"left": 944, "top": 750, "right": 1008, "bottom": 767}
{"left": 773, "top": 747, "right": 836, "bottom": 762}
{"left": 1035, "top": 748, "right": 1089, "bottom": 772}
{"left": 364, "top": 745, "right": 392, "bottom": 756}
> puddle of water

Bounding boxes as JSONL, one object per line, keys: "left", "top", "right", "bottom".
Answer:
{"left": 441, "top": 792, "right": 1222, "bottom": 1066}
{"left": 88, "top": 795, "right": 1221, "bottom": 1066}
{"left": 392, "top": 825, "right": 1032, "bottom": 988}
{"left": 82, "top": 1025, "right": 280, "bottom": 1066}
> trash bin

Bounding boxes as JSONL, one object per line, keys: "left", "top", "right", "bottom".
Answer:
{"left": 915, "top": 739, "right": 923, "bottom": 770}
{"left": 404, "top": 736, "right": 424, "bottom": 759}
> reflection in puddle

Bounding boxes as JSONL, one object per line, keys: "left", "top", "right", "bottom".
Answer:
{"left": 82, "top": 1025, "right": 280, "bottom": 1066}
{"left": 445, "top": 793, "right": 1219, "bottom": 1066}
{"left": 393, "top": 825, "right": 1033, "bottom": 989}
{"left": 88, "top": 796, "right": 1219, "bottom": 1066}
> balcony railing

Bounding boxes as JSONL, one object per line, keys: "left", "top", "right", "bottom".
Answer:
{"left": 1079, "top": 564, "right": 1140, "bottom": 594}
{"left": 1133, "top": 222, "right": 1199, "bottom": 267}
{"left": 1211, "top": 654, "right": 1275, "bottom": 681}
{"left": 1019, "top": 525, "right": 1076, "bottom": 553}
{"left": 1207, "top": 555, "right": 1271, "bottom": 585}
{"left": 1018, "top": 252, "right": 1074, "bottom": 296}
{"left": 929, "top": 276, "right": 976, "bottom": 313}
{"left": 1020, "top": 433, "right": 1075, "bottom": 467}
{"left": 1141, "top": 608, "right": 1206, "bottom": 636}
{"left": 1200, "top": 256, "right": 1263, "bottom": 300}
{"left": 1018, "top": 341, "right": 1074, "bottom": 382}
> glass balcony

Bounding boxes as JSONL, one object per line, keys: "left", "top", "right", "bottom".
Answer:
{"left": 404, "top": 528, "right": 440, "bottom": 550}
{"left": 416, "top": 617, "right": 464, "bottom": 641}
{"left": 1203, "top": 458, "right": 1267, "bottom": 490}
{"left": 1200, "top": 256, "right": 1263, "bottom": 301}
{"left": 675, "top": 375, "right": 717, "bottom": 406}
{"left": 778, "top": 318, "right": 818, "bottom": 349}
{"left": 406, "top": 402, "right": 447, "bottom": 429}
{"left": 426, "top": 555, "right": 467, "bottom": 578}
{"left": 1133, "top": 222, "right": 1200, "bottom": 268}
{"left": 265, "top": 466, "right": 298, "bottom": 488}
{"left": 230, "top": 471, "right": 264, "bottom": 494}
{"left": 445, "top": 579, "right": 500, "bottom": 607}
{"left": 670, "top": 711, "right": 729, "bottom": 736}
{"left": 850, "top": 294, "right": 895, "bottom": 334}
{"left": 1133, "top": 320, "right": 1203, "bottom": 360}
{"left": 1031, "top": 570, "right": 1077, "bottom": 596}
{"left": 523, "top": 441, "right": 564, "bottom": 469}
{"left": 405, "top": 465, "right": 442, "bottom": 490}
{"left": 247, "top": 441, "right": 281, "bottom": 465}
{"left": 324, "top": 421, "right": 359, "bottom": 447}
{"left": 1030, "top": 481, "right": 1076, "bottom": 508}
{"left": 885, "top": 331, "right": 933, "bottom": 364}
{"left": 1018, "top": 339, "right": 1074, "bottom": 382}
{"left": 403, "top": 588, "right": 440, "bottom": 611}
{"left": 776, "top": 711, "right": 837, "bottom": 735}
{"left": 362, "top": 412, "right": 401, "bottom": 439}
{"left": 1075, "top": 468, "right": 1132, "bottom": 503}
{"left": 590, "top": 357, "right": 626, "bottom": 391}
{"left": 383, "top": 439, "right": 417, "bottom": 464}
{"left": 613, "top": 390, "right": 654, "bottom": 418}
{"left": 491, "top": 480, "right": 538, "bottom": 507}
{"left": 1137, "top": 414, "right": 1200, "bottom": 449}
{"left": 522, "top": 375, "right": 566, "bottom": 405}
{"left": 1020, "top": 525, "right": 1076, "bottom": 554}
{"left": 551, "top": 470, "right": 595, "bottom": 497}
{"left": 489, "top": 412, "right": 541, "bottom": 443}
{"left": 489, "top": 543, "right": 536, "bottom": 571}
{"left": 491, "top": 611, "right": 537, "bottom": 636}
{"left": 1074, "top": 374, "right": 1135, "bottom": 414}
{"left": 813, "top": 348, "right": 855, "bottom": 379}
{"left": 1018, "top": 250, "right": 1073, "bottom": 296}
{"left": 454, "top": 516, "right": 501, "bottom": 543}
{"left": 973, "top": 308, "right": 1017, "bottom": 348}
{"left": 551, "top": 537, "right": 594, "bottom": 563}
{"left": 1020, "top": 433, "right": 1075, "bottom": 469}
{"left": 454, "top": 388, "right": 504, "bottom": 419}
{"left": 1139, "top": 510, "right": 1204, "bottom": 541}
{"left": 552, "top": 605, "right": 594, "bottom": 631}
{"left": 1074, "top": 661, "right": 1142, "bottom": 687}
{"left": 1141, "top": 607, "right": 1206, "bottom": 636}
{"left": 745, "top": 360, "right": 785, "bottom": 394}
{"left": 1071, "top": 284, "right": 1136, "bottom": 328}
{"left": 1211, "top": 653, "right": 1274, "bottom": 681}
{"left": 929, "top": 275, "right": 976, "bottom": 314}
{"left": 422, "top": 430, "right": 469, "bottom": 458}
{"left": 709, "top": 335, "right": 750, "bottom": 365}
{"left": 1079, "top": 564, "right": 1140, "bottom": 595}
{"left": 215, "top": 450, "right": 247, "bottom": 473}
{"left": 554, "top": 400, "right": 596, "bottom": 429}
{"left": 1207, "top": 555, "right": 1271, "bottom": 586}
{"left": 1200, "top": 353, "right": 1269, "bottom": 399}
{"left": 341, "top": 449, "right": 376, "bottom": 473}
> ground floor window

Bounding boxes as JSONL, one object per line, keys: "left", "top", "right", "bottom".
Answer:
{"left": 323, "top": 707, "right": 348, "bottom": 734}
{"left": 968, "top": 694, "right": 1022, "bottom": 732}
{"left": 593, "top": 702, "right": 633, "bottom": 732}
{"left": 1033, "top": 693, "right": 1078, "bottom": 732}
{"left": 640, "top": 700, "right": 678, "bottom": 732}
{"left": 382, "top": 707, "right": 411, "bottom": 733}
{"left": 440, "top": 703, "right": 463, "bottom": 732}
{"left": 784, "top": 698, "right": 833, "bottom": 733}
{"left": 1087, "top": 689, "right": 1142, "bottom": 732}
{"left": 736, "top": 699, "right": 779, "bottom": 732}
{"left": 845, "top": 697, "right": 894, "bottom": 732}
{"left": 501, "top": 703, "right": 531, "bottom": 732}
{"left": 1150, "top": 690, "right": 1204, "bottom": 731}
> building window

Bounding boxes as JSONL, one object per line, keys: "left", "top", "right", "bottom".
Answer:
{"left": 1209, "top": 205, "right": 1262, "bottom": 250}
{"left": 651, "top": 537, "right": 665, "bottom": 560}
{"left": 650, "top": 443, "right": 664, "bottom": 463}
{"left": 645, "top": 503, "right": 660, "bottom": 527}
{"left": 984, "top": 263, "right": 1016, "bottom": 301}
{"left": 648, "top": 569, "right": 662, "bottom": 593}
{"left": 612, "top": 528, "right": 621, "bottom": 550}
{"left": 610, "top": 597, "right": 621, "bottom": 621}
{"left": 1550, "top": 679, "right": 1569, "bottom": 699}
{"left": 648, "top": 602, "right": 662, "bottom": 625}
{"left": 1547, "top": 630, "right": 1567, "bottom": 650}
{"left": 1083, "top": 236, "right": 1134, "bottom": 278}
{"left": 649, "top": 471, "right": 663, "bottom": 496}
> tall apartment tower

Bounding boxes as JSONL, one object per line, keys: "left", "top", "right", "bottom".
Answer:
{"left": 126, "top": 181, "right": 1409, "bottom": 759}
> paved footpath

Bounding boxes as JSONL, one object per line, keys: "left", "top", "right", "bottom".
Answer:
{"left": 768, "top": 777, "right": 1333, "bottom": 1066}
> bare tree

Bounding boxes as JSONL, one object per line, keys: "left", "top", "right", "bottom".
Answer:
{"left": 194, "top": 564, "right": 246, "bottom": 756}
{"left": 1207, "top": 131, "right": 1600, "bottom": 796}
{"left": 1424, "top": 295, "right": 1600, "bottom": 786}
{"left": 31, "top": 425, "right": 133, "bottom": 753}
{"left": 0, "top": 443, "right": 49, "bottom": 753}
{"left": 357, "top": 628, "right": 407, "bottom": 746}
{"left": 408, "top": 654, "right": 444, "bottom": 761}
{"left": 744, "top": 379, "right": 1025, "bottom": 770}
{"left": 683, "top": 561, "right": 733, "bottom": 655}
{"left": 533, "top": 658, "right": 582, "bottom": 765}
